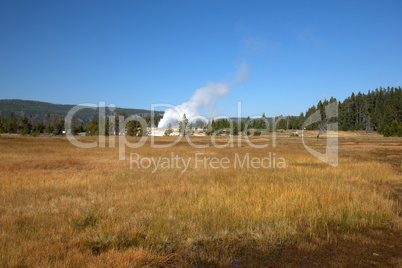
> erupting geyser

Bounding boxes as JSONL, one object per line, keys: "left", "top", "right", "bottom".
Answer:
{"left": 157, "top": 63, "right": 249, "bottom": 128}
{"left": 157, "top": 82, "right": 230, "bottom": 128}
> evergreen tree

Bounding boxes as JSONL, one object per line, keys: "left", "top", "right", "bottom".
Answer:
{"left": 6, "top": 113, "right": 17, "bottom": 133}
{"left": 53, "top": 114, "right": 65, "bottom": 135}
{"left": 205, "top": 121, "right": 213, "bottom": 136}
{"left": 253, "top": 130, "right": 261, "bottom": 136}
{"left": 383, "top": 125, "right": 391, "bottom": 137}
{"left": 127, "top": 118, "right": 147, "bottom": 136}
{"left": 33, "top": 122, "right": 45, "bottom": 134}
{"left": 0, "top": 117, "right": 4, "bottom": 133}
{"left": 164, "top": 123, "right": 173, "bottom": 136}
{"left": 260, "top": 113, "right": 267, "bottom": 129}
{"left": 46, "top": 123, "right": 54, "bottom": 134}
{"left": 20, "top": 116, "right": 32, "bottom": 135}
{"left": 231, "top": 121, "right": 238, "bottom": 136}
{"left": 179, "top": 113, "right": 188, "bottom": 135}
{"left": 86, "top": 117, "right": 99, "bottom": 136}
{"left": 390, "top": 119, "right": 399, "bottom": 136}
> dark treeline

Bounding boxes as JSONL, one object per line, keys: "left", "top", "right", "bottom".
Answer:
{"left": 203, "top": 114, "right": 270, "bottom": 136}
{"left": 0, "top": 113, "right": 66, "bottom": 136}
{"left": 338, "top": 87, "right": 401, "bottom": 135}
{"left": 300, "top": 86, "right": 402, "bottom": 136}
{"left": 200, "top": 86, "right": 402, "bottom": 137}
{"left": 0, "top": 87, "right": 401, "bottom": 137}
{"left": 0, "top": 109, "right": 162, "bottom": 136}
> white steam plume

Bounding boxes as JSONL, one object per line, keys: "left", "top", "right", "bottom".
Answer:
{"left": 157, "top": 63, "right": 249, "bottom": 128}
{"left": 235, "top": 62, "right": 249, "bottom": 83}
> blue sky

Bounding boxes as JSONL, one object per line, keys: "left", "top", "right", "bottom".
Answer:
{"left": 1, "top": 0, "right": 401, "bottom": 117}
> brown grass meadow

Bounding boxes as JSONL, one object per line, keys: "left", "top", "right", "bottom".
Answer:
{"left": 0, "top": 132, "right": 401, "bottom": 267}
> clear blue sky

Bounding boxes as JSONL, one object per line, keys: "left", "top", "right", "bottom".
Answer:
{"left": 1, "top": 0, "right": 401, "bottom": 117}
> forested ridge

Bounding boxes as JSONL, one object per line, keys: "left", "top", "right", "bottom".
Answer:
{"left": 0, "top": 99, "right": 161, "bottom": 122}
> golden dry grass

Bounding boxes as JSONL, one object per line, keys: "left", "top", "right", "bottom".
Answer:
{"left": 0, "top": 133, "right": 401, "bottom": 266}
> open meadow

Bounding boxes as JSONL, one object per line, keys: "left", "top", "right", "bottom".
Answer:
{"left": 0, "top": 132, "right": 401, "bottom": 267}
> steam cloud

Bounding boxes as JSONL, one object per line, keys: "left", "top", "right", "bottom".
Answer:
{"left": 157, "top": 63, "right": 249, "bottom": 128}
{"left": 235, "top": 62, "right": 249, "bottom": 83}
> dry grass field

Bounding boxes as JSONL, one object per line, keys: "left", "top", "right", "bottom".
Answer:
{"left": 0, "top": 132, "right": 401, "bottom": 267}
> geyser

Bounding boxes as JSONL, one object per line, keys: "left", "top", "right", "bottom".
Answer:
{"left": 157, "top": 63, "right": 249, "bottom": 128}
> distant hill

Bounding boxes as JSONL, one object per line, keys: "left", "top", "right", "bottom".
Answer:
{"left": 0, "top": 99, "right": 163, "bottom": 122}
